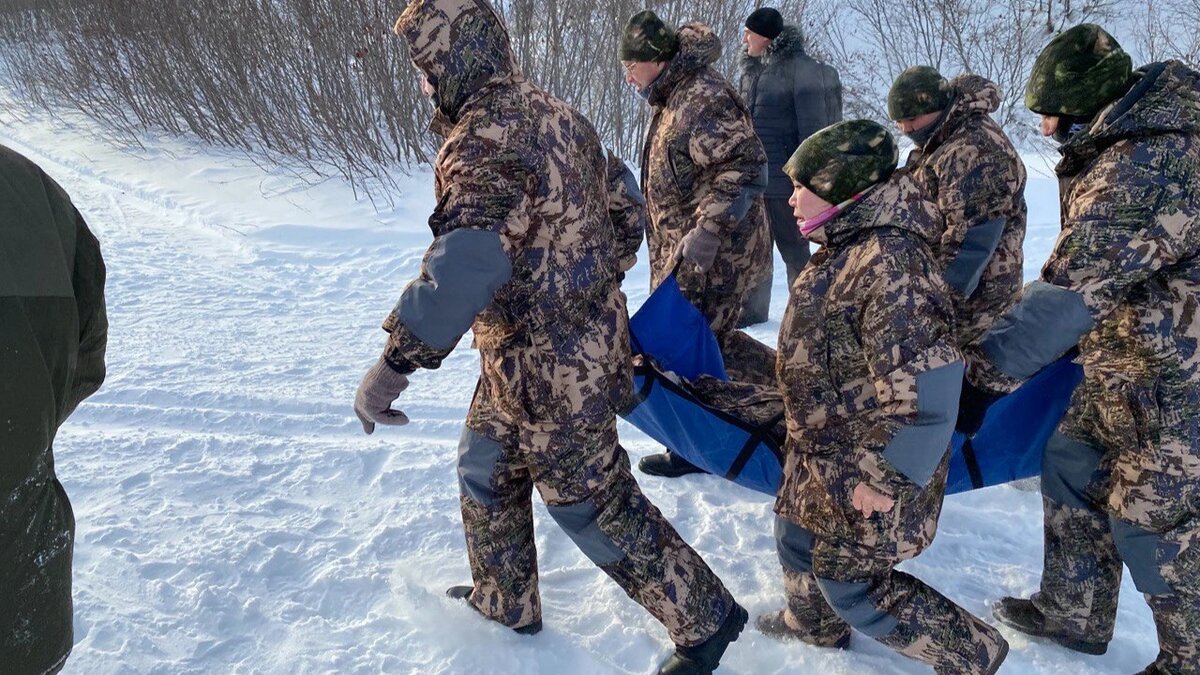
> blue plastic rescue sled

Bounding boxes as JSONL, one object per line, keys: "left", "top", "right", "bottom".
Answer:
{"left": 620, "top": 274, "right": 1084, "bottom": 496}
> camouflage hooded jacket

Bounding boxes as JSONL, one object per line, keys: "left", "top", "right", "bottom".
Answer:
{"left": 640, "top": 22, "right": 772, "bottom": 298}
{"left": 775, "top": 173, "right": 963, "bottom": 553}
{"left": 900, "top": 75, "right": 1027, "bottom": 391}
{"left": 981, "top": 61, "right": 1200, "bottom": 473}
{"left": 388, "top": 0, "right": 642, "bottom": 424}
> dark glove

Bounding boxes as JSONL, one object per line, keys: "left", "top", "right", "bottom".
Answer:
{"left": 673, "top": 227, "right": 720, "bottom": 272}
{"left": 354, "top": 357, "right": 411, "bottom": 434}
{"left": 955, "top": 376, "right": 1003, "bottom": 436}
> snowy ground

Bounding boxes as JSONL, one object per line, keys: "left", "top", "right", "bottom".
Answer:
{"left": 0, "top": 107, "right": 1161, "bottom": 674}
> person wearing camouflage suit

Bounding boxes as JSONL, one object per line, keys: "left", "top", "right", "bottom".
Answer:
{"left": 356, "top": 3, "right": 745, "bottom": 673}
{"left": 619, "top": 9, "right": 777, "bottom": 479}
{"left": 976, "top": 25, "right": 1200, "bottom": 674}
{"left": 758, "top": 120, "right": 1009, "bottom": 674}
{"left": 887, "top": 66, "right": 1028, "bottom": 431}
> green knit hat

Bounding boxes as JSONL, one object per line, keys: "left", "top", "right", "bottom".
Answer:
{"left": 784, "top": 120, "right": 898, "bottom": 205}
{"left": 1025, "top": 24, "right": 1133, "bottom": 116}
{"left": 619, "top": 10, "right": 679, "bottom": 62}
{"left": 887, "top": 66, "right": 954, "bottom": 120}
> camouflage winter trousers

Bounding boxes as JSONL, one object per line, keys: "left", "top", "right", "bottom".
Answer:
{"left": 1034, "top": 373, "right": 1200, "bottom": 673}
{"left": 671, "top": 259, "right": 776, "bottom": 387}
{"left": 774, "top": 517, "right": 1006, "bottom": 674}
{"left": 456, "top": 385, "right": 734, "bottom": 646}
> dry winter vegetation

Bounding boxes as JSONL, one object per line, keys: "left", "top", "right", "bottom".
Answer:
{"left": 1, "top": 0, "right": 1196, "bottom": 195}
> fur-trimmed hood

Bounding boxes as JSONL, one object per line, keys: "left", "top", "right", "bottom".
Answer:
{"left": 646, "top": 22, "right": 722, "bottom": 106}
{"left": 738, "top": 24, "right": 805, "bottom": 69}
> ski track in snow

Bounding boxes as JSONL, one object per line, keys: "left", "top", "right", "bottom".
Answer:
{"left": 0, "top": 109, "right": 1160, "bottom": 674}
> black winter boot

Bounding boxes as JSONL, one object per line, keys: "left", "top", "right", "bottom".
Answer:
{"left": 992, "top": 596, "right": 1107, "bottom": 655}
{"left": 638, "top": 451, "right": 705, "bottom": 478}
{"left": 446, "top": 585, "right": 542, "bottom": 636}
{"left": 657, "top": 603, "right": 748, "bottom": 674}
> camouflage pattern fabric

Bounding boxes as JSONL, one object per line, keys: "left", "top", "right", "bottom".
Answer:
{"left": 887, "top": 65, "right": 954, "bottom": 121}
{"left": 606, "top": 149, "right": 646, "bottom": 277}
{"left": 391, "top": 0, "right": 733, "bottom": 646}
{"left": 638, "top": 21, "right": 772, "bottom": 375}
{"left": 779, "top": 566, "right": 851, "bottom": 646}
{"left": 769, "top": 173, "right": 1004, "bottom": 672}
{"left": 1036, "top": 426, "right": 1200, "bottom": 671}
{"left": 459, "top": 389, "right": 735, "bottom": 646}
{"left": 776, "top": 515, "right": 1007, "bottom": 674}
{"left": 390, "top": 0, "right": 633, "bottom": 424}
{"left": 1031, "top": 499, "right": 1123, "bottom": 642}
{"left": 859, "top": 566, "right": 1007, "bottom": 675}
{"left": 774, "top": 172, "right": 960, "bottom": 533}
{"left": 691, "top": 374, "right": 786, "bottom": 441}
{"left": 899, "top": 75, "right": 1027, "bottom": 393}
{"left": 618, "top": 9, "right": 678, "bottom": 63}
{"left": 1026, "top": 23, "right": 1133, "bottom": 117}
{"left": 986, "top": 60, "right": 1200, "bottom": 673}
{"left": 783, "top": 119, "right": 898, "bottom": 207}
{"left": 1045, "top": 60, "right": 1200, "bottom": 532}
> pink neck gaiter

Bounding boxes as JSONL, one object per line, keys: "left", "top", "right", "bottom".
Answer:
{"left": 798, "top": 192, "right": 866, "bottom": 238}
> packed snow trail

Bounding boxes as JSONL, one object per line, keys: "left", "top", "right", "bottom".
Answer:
{"left": 0, "top": 108, "right": 1161, "bottom": 674}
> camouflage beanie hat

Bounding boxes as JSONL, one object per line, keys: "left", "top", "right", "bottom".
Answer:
{"left": 619, "top": 10, "right": 679, "bottom": 62}
{"left": 784, "top": 120, "right": 898, "bottom": 205}
{"left": 1026, "top": 24, "right": 1133, "bottom": 116}
{"left": 887, "top": 66, "right": 954, "bottom": 120}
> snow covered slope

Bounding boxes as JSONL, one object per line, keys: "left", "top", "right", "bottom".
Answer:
{"left": 0, "top": 107, "right": 1159, "bottom": 674}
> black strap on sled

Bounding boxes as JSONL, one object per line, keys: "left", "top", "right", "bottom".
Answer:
{"left": 960, "top": 436, "right": 986, "bottom": 490}
{"left": 725, "top": 412, "right": 785, "bottom": 481}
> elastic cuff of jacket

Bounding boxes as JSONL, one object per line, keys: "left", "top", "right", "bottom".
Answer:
{"left": 383, "top": 337, "right": 436, "bottom": 372}
{"left": 383, "top": 353, "right": 417, "bottom": 375}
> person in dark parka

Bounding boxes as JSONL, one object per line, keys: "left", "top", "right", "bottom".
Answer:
{"left": 737, "top": 8, "right": 842, "bottom": 325}
{"left": 0, "top": 143, "right": 108, "bottom": 675}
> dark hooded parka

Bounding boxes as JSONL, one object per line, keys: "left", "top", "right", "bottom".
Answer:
{"left": 0, "top": 144, "right": 107, "bottom": 675}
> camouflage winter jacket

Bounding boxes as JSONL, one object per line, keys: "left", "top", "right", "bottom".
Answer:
{"left": 641, "top": 22, "right": 771, "bottom": 302}
{"left": 389, "top": 0, "right": 637, "bottom": 424}
{"left": 607, "top": 149, "right": 647, "bottom": 277}
{"left": 900, "top": 75, "right": 1027, "bottom": 392}
{"left": 981, "top": 61, "right": 1200, "bottom": 469}
{"left": 775, "top": 173, "right": 963, "bottom": 554}
{"left": 1, "top": 144, "right": 107, "bottom": 674}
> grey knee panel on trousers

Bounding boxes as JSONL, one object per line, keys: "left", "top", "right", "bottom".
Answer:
{"left": 816, "top": 577, "right": 899, "bottom": 638}
{"left": 457, "top": 427, "right": 503, "bottom": 506}
{"left": 1041, "top": 432, "right": 1104, "bottom": 510}
{"left": 547, "top": 501, "right": 627, "bottom": 567}
{"left": 775, "top": 517, "right": 815, "bottom": 573}
{"left": 1111, "top": 518, "right": 1179, "bottom": 596}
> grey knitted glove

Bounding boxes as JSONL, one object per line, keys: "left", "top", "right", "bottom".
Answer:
{"left": 354, "top": 357, "right": 411, "bottom": 434}
{"left": 674, "top": 227, "right": 720, "bottom": 272}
